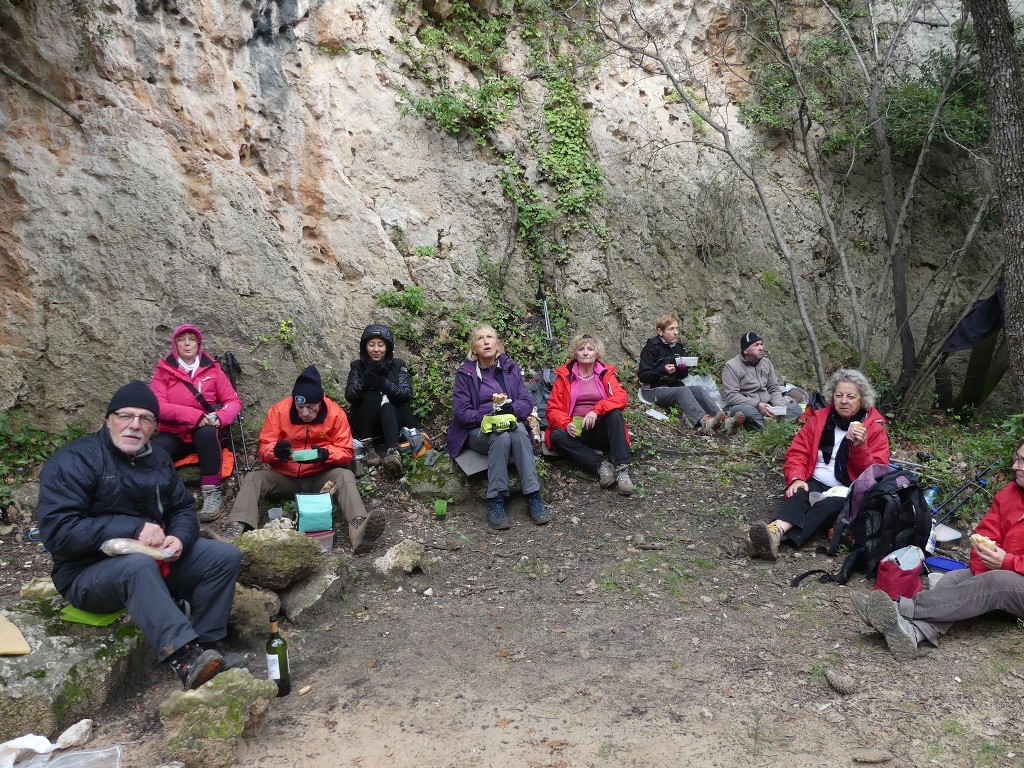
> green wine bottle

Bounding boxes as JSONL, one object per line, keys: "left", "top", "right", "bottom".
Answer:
{"left": 266, "top": 615, "right": 291, "bottom": 697}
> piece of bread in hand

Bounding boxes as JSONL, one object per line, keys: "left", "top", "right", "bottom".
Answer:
{"left": 492, "top": 393, "right": 508, "bottom": 405}
{"left": 970, "top": 533, "right": 996, "bottom": 551}
{"left": 849, "top": 421, "right": 863, "bottom": 430}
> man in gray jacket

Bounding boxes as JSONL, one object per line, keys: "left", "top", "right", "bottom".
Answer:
{"left": 721, "top": 332, "right": 804, "bottom": 429}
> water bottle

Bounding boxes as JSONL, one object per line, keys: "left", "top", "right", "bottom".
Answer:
{"left": 923, "top": 486, "right": 938, "bottom": 509}
{"left": 925, "top": 520, "right": 937, "bottom": 555}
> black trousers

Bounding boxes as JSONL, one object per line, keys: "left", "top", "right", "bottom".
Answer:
{"left": 549, "top": 409, "right": 632, "bottom": 474}
{"left": 152, "top": 426, "right": 225, "bottom": 479}
{"left": 349, "top": 392, "right": 418, "bottom": 449}
{"left": 775, "top": 478, "right": 846, "bottom": 547}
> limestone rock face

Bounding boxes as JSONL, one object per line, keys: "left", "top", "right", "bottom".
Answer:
{"left": 0, "top": 0, "right": 1005, "bottom": 425}
{"left": 159, "top": 668, "right": 278, "bottom": 768}
{"left": 236, "top": 527, "right": 322, "bottom": 590}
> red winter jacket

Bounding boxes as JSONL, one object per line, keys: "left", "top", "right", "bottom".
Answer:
{"left": 970, "top": 481, "right": 1024, "bottom": 576}
{"left": 782, "top": 405, "right": 889, "bottom": 487}
{"left": 151, "top": 354, "right": 242, "bottom": 442}
{"left": 544, "top": 360, "right": 630, "bottom": 449}
{"left": 258, "top": 396, "right": 354, "bottom": 478}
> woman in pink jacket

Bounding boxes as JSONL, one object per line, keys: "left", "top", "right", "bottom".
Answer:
{"left": 748, "top": 368, "right": 890, "bottom": 560}
{"left": 150, "top": 324, "right": 242, "bottom": 521}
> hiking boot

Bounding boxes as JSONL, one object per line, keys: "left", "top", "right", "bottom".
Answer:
{"left": 850, "top": 592, "right": 873, "bottom": 626}
{"left": 382, "top": 448, "right": 404, "bottom": 479}
{"left": 206, "top": 642, "right": 249, "bottom": 672}
{"left": 487, "top": 496, "right": 510, "bottom": 530}
{"left": 198, "top": 485, "right": 224, "bottom": 523}
{"left": 349, "top": 508, "right": 386, "bottom": 554}
{"left": 598, "top": 460, "right": 617, "bottom": 489}
{"left": 615, "top": 465, "right": 634, "bottom": 496}
{"left": 222, "top": 521, "right": 252, "bottom": 541}
{"left": 864, "top": 589, "right": 921, "bottom": 658}
{"left": 168, "top": 644, "right": 223, "bottom": 690}
{"left": 525, "top": 491, "right": 550, "bottom": 525}
{"left": 748, "top": 521, "right": 782, "bottom": 560}
{"left": 721, "top": 411, "right": 745, "bottom": 436}
{"left": 363, "top": 441, "right": 382, "bottom": 468}
{"left": 698, "top": 415, "right": 719, "bottom": 435}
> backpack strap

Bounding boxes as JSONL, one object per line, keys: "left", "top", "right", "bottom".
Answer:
{"left": 790, "top": 568, "right": 836, "bottom": 587}
{"left": 180, "top": 378, "right": 218, "bottom": 414}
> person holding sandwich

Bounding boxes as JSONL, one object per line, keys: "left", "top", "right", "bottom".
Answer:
{"left": 448, "top": 324, "right": 548, "bottom": 530}
{"left": 851, "top": 438, "right": 1024, "bottom": 657}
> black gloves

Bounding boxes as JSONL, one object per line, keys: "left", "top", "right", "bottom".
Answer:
{"left": 273, "top": 440, "right": 292, "bottom": 461}
{"left": 313, "top": 447, "right": 329, "bottom": 462}
{"left": 494, "top": 399, "right": 514, "bottom": 415}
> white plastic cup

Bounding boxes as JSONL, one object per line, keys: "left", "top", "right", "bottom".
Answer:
{"left": 928, "top": 572, "right": 944, "bottom": 589}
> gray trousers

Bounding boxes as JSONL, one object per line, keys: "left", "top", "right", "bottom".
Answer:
{"left": 64, "top": 539, "right": 241, "bottom": 661}
{"left": 643, "top": 386, "right": 720, "bottom": 427}
{"left": 727, "top": 401, "right": 804, "bottom": 429}
{"left": 467, "top": 426, "right": 541, "bottom": 500}
{"left": 230, "top": 467, "right": 366, "bottom": 529}
{"left": 899, "top": 568, "right": 1024, "bottom": 646}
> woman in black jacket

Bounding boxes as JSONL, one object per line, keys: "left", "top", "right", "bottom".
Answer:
{"left": 638, "top": 314, "right": 740, "bottom": 435}
{"left": 345, "top": 324, "right": 418, "bottom": 476}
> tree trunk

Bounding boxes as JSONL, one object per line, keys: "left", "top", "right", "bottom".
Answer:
{"left": 968, "top": 0, "right": 1024, "bottom": 407}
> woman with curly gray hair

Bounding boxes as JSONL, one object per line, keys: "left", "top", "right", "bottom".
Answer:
{"left": 748, "top": 368, "right": 890, "bottom": 560}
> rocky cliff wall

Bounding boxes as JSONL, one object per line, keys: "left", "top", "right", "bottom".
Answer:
{"left": 0, "top": 0, "right": 1003, "bottom": 425}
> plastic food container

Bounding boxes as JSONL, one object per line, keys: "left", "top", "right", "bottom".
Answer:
{"left": 675, "top": 357, "right": 699, "bottom": 367}
{"left": 924, "top": 555, "right": 968, "bottom": 572}
{"left": 770, "top": 405, "right": 788, "bottom": 416}
{"left": 305, "top": 530, "right": 334, "bottom": 553}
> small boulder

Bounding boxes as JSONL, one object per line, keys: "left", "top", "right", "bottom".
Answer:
{"left": 20, "top": 577, "right": 58, "bottom": 602}
{"left": 159, "top": 668, "right": 278, "bottom": 768}
{"left": 8, "top": 482, "right": 40, "bottom": 523}
{"left": 227, "top": 584, "right": 281, "bottom": 648}
{"left": 237, "top": 528, "right": 321, "bottom": 590}
{"left": 373, "top": 539, "right": 431, "bottom": 576}
{"left": 278, "top": 555, "right": 348, "bottom": 621}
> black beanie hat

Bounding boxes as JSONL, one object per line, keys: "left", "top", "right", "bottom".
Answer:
{"left": 741, "top": 332, "right": 763, "bottom": 353}
{"left": 292, "top": 365, "right": 324, "bottom": 405}
{"left": 106, "top": 381, "right": 160, "bottom": 420}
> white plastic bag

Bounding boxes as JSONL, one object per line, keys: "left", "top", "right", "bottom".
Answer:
{"left": 682, "top": 374, "right": 725, "bottom": 409}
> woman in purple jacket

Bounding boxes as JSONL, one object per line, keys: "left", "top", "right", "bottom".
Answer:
{"left": 448, "top": 324, "right": 548, "bottom": 530}
{"left": 150, "top": 324, "right": 242, "bottom": 522}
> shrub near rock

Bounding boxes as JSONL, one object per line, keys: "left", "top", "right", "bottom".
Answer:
{"left": 236, "top": 528, "right": 322, "bottom": 590}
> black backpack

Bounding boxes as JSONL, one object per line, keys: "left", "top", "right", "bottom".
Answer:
{"left": 792, "top": 468, "right": 932, "bottom": 587}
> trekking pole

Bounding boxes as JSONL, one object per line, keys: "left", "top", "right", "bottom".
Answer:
{"left": 933, "top": 456, "right": 1002, "bottom": 525}
{"left": 222, "top": 352, "right": 254, "bottom": 477}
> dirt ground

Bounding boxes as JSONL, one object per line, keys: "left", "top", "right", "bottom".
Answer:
{"left": 4, "top": 418, "right": 1024, "bottom": 767}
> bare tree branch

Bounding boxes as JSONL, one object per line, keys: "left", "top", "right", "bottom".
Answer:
{"left": 0, "top": 62, "right": 84, "bottom": 125}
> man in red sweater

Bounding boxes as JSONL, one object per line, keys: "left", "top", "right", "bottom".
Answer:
{"left": 852, "top": 438, "right": 1024, "bottom": 657}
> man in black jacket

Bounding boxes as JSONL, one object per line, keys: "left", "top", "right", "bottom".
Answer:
{"left": 37, "top": 381, "right": 241, "bottom": 690}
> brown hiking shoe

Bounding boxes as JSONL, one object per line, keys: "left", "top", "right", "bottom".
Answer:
{"left": 349, "top": 508, "right": 386, "bottom": 554}
{"left": 615, "top": 465, "right": 635, "bottom": 496}
{"left": 198, "top": 485, "right": 223, "bottom": 523}
{"left": 598, "top": 460, "right": 617, "bottom": 488}
{"left": 748, "top": 521, "right": 782, "bottom": 560}
{"left": 722, "top": 411, "right": 746, "bottom": 436}
{"left": 698, "top": 415, "right": 718, "bottom": 435}
{"left": 168, "top": 644, "right": 223, "bottom": 690}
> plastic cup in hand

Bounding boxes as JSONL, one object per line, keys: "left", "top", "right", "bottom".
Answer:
{"left": 572, "top": 416, "right": 584, "bottom": 433}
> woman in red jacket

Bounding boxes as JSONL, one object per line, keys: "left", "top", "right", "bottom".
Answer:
{"left": 544, "top": 333, "right": 634, "bottom": 495}
{"left": 748, "top": 368, "right": 889, "bottom": 559}
{"left": 151, "top": 324, "right": 242, "bottom": 522}
{"left": 852, "top": 438, "right": 1024, "bottom": 657}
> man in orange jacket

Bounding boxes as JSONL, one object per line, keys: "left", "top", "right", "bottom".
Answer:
{"left": 225, "top": 366, "right": 384, "bottom": 553}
